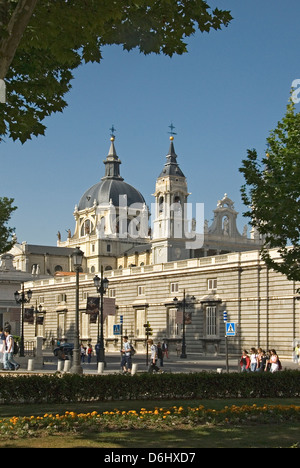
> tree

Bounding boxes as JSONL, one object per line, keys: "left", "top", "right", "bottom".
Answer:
{"left": 239, "top": 99, "right": 300, "bottom": 283}
{"left": 0, "top": 197, "right": 17, "bottom": 253}
{"left": 0, "top": 0, "right": 232, "bottom": 143}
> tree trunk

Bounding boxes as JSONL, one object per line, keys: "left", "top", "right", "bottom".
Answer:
{"left": 0, "top": 0, "right": 38, "bottom": 79}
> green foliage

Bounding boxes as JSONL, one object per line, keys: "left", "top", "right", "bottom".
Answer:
{"left": 0, "top": 0, "right": 232, "bottom": 143}
{"left": 0, "top": 371, "right": 299, "bottom": 404}
{"left": 240, "top": 100, "right": 300, "bottom": 283}
{"left": 0, "top": 197, "right": 17, "bottom": 253}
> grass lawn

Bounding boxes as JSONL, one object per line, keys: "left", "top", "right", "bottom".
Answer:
{"left": 0, "top": 398, "right": 299, "bottom": 448}
{"left": 0, "top": 423, "right": 299, "bottom": 448}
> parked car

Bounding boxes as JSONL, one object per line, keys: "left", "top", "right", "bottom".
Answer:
{"left": 53, "top": 343, "right": 74, "bottom": 359}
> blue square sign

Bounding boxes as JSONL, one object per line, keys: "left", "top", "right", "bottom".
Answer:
{"left": 113, "top": 324, "right": 121, "bottom": 335}
{"left": 226, "top": 322, "right": 236, "bottom": 336}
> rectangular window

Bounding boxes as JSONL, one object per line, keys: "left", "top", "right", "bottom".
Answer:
{"left": 105, "top": 314, "right": 116, "bottom": 338}
{"left": 170, "top": 282, "right": 179, "bottom": 294}
{"left": 109, "top": 288, "right": 116, "bottom": 298}
{"left": 168, "top": 308, "right": 180, "bottom": 338}
{"left": 137, "top": 285, "right": 145, "bottom": 296}
{"left": 80, "top": 310, "right": 89, "bottom": 339}
{"left": 135, "top": 309, "right": 146, "bottom": 337}
{"left": 56, "top": 293, "right": 67, "bottom": 303}
{"left": 207, "top": 278, "right": 217, "bottom": 291}
{"left": 82, "top": 291, "right": 88, "bottom": 301}
{"left": 206, "top": 306, "right": 217, "bottom": 337}
{"left": 57, "top": 313, "right": 66, "bottom": 340}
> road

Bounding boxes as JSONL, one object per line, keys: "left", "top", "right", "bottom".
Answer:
{"left": 37, "top": 352, "right": 299, "bottom": 375}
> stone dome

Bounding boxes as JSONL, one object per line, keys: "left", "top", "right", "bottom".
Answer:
{"left": 78, "top": 138, "right": 145, "bottom": 211}
{"left": 78, "top": 178, "right": 145, "bottom": 210}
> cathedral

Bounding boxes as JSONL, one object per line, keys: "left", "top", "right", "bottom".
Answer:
{"left": 3, "top": 134, "right": 299, "bottom": 359}
{"left": 54, "top": 134, "right": 262, "bottom": 272}
{"left": 11, "top": 134, "right": 262, "bottom": 276}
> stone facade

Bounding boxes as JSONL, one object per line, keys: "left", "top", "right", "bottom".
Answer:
{"left": 10, "top": 242, "right": 75, "bottom": 276}
{"left": 0, "top": 253, "right": 33, "bottom": 334}
{"left": 6, "top": 136, "right": 295, "bottom": 359}
{"left": 23, "top": 248, "right": 300, "bottom": 359}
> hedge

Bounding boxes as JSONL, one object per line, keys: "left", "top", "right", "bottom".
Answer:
{"left": 0, "top": 370, "right": 299, "bottom": 404}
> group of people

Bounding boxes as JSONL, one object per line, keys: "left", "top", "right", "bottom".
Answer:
{"left": 80, "top": 343, "right": 94, "bottom": 363}
{"left": 120, "top": 337, "right": 169, "bottom": 374}
{"left": 240, "top": 347, "right": 281, "bottom": 373}
{"left": 147, "top": 339, "right": 169, "bottom": 373}
{"left": 0, "top": 326, "right": 20, "bottom": 371}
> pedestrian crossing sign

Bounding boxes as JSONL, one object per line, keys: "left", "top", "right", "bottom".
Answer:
{"left": 226, "top": 322, "right": 236, "bottom": 336}
{"left": 113, "top": 324, "right": 122, "bottom": 335}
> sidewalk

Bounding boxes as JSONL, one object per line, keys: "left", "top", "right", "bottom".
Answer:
{"left": 20, "top": 352, "right": 300, "bottom": 375}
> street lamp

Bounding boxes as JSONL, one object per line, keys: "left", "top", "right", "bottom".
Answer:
{"left": 173, "top": 290, "right": 195, "bottom": 359}
{"left": 70, "top": 247, "right": 84, "bottom": 374}
{"left": 14, "top": 284, "right": 32, "bottom": 357}
{"left": 93, "top": 266, "right": 109, "bottom": 366}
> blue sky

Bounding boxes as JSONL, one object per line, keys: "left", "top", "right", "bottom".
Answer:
{"left": 1, "top": 0, "right": 300, "bottom": 246}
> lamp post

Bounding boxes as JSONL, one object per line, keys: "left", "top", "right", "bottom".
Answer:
{"left": 93, "top": 266, "right": 109, "bottom": 366}
{"left": 14, "top": 284, "right": 32, "bottom": 357}
{"left": 70, "top": 247, "right": 84, "bottom": 374}
{"left": 173, "top": 290, "right": 195, "bottom": 359}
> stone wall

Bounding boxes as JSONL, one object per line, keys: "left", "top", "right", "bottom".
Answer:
{"left": 24, "top": 249, "right": 300, "bottom": 359}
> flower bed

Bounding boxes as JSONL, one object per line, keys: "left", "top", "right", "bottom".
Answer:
{"left": 1, "top": 404, "right": 300, "bottom": 438}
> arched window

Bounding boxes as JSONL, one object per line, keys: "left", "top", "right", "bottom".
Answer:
{"left": 159, "top": 196, "right": 164, "bottom": 213}
{"left": 80, "top": 219, "right": 95, "bottom": 237}
{"left": 173, "top": 195, "right": 182, "bottom": 212}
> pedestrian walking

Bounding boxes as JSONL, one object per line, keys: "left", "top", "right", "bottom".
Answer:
{"left": 3, "top": 328, "right": 20, "bottom": 371}
{"left": 80, "top": 343, "right": 86, "bottom": 363}
{"left": 250, "top": 347, "right": 257, "bottom": 371}
{"left": 157, "top": 342, "right": 164, "bottom": 367}
{"left": 162, "top": 340, "right": 169, "bottom": 359}
{"left": 294, "top": 343, "right": 300, "bottom": 363}
{"left": 87, "top": 343, "right": 93, "bottom": 363}
{"left": 148, "top": 339, "right": 161, "bottom": 373}
{"left": 267, "top": 349, "right": 281, "bottom": 373}
{"left": 240, "top": 350, "right": 250, "bottom": 372}
{"left": 120, "top": 336, "right": 132, "bottom": 374}
{"left": 256, "top": 348, "right": 267, "bottom": 372}
{"left": 0, "top": 327, "right": 5, "bottom": 369}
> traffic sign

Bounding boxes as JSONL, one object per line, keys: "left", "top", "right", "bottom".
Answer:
{"left": 113, "top": 324, "right": 122, "bottom": 335}
{"left": 226, "top": 322, "right": 236, "bottom": 336}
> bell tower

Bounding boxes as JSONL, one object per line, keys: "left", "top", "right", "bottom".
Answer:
{"left": 152, "top": 135, "right": 190, "bottom": 263}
